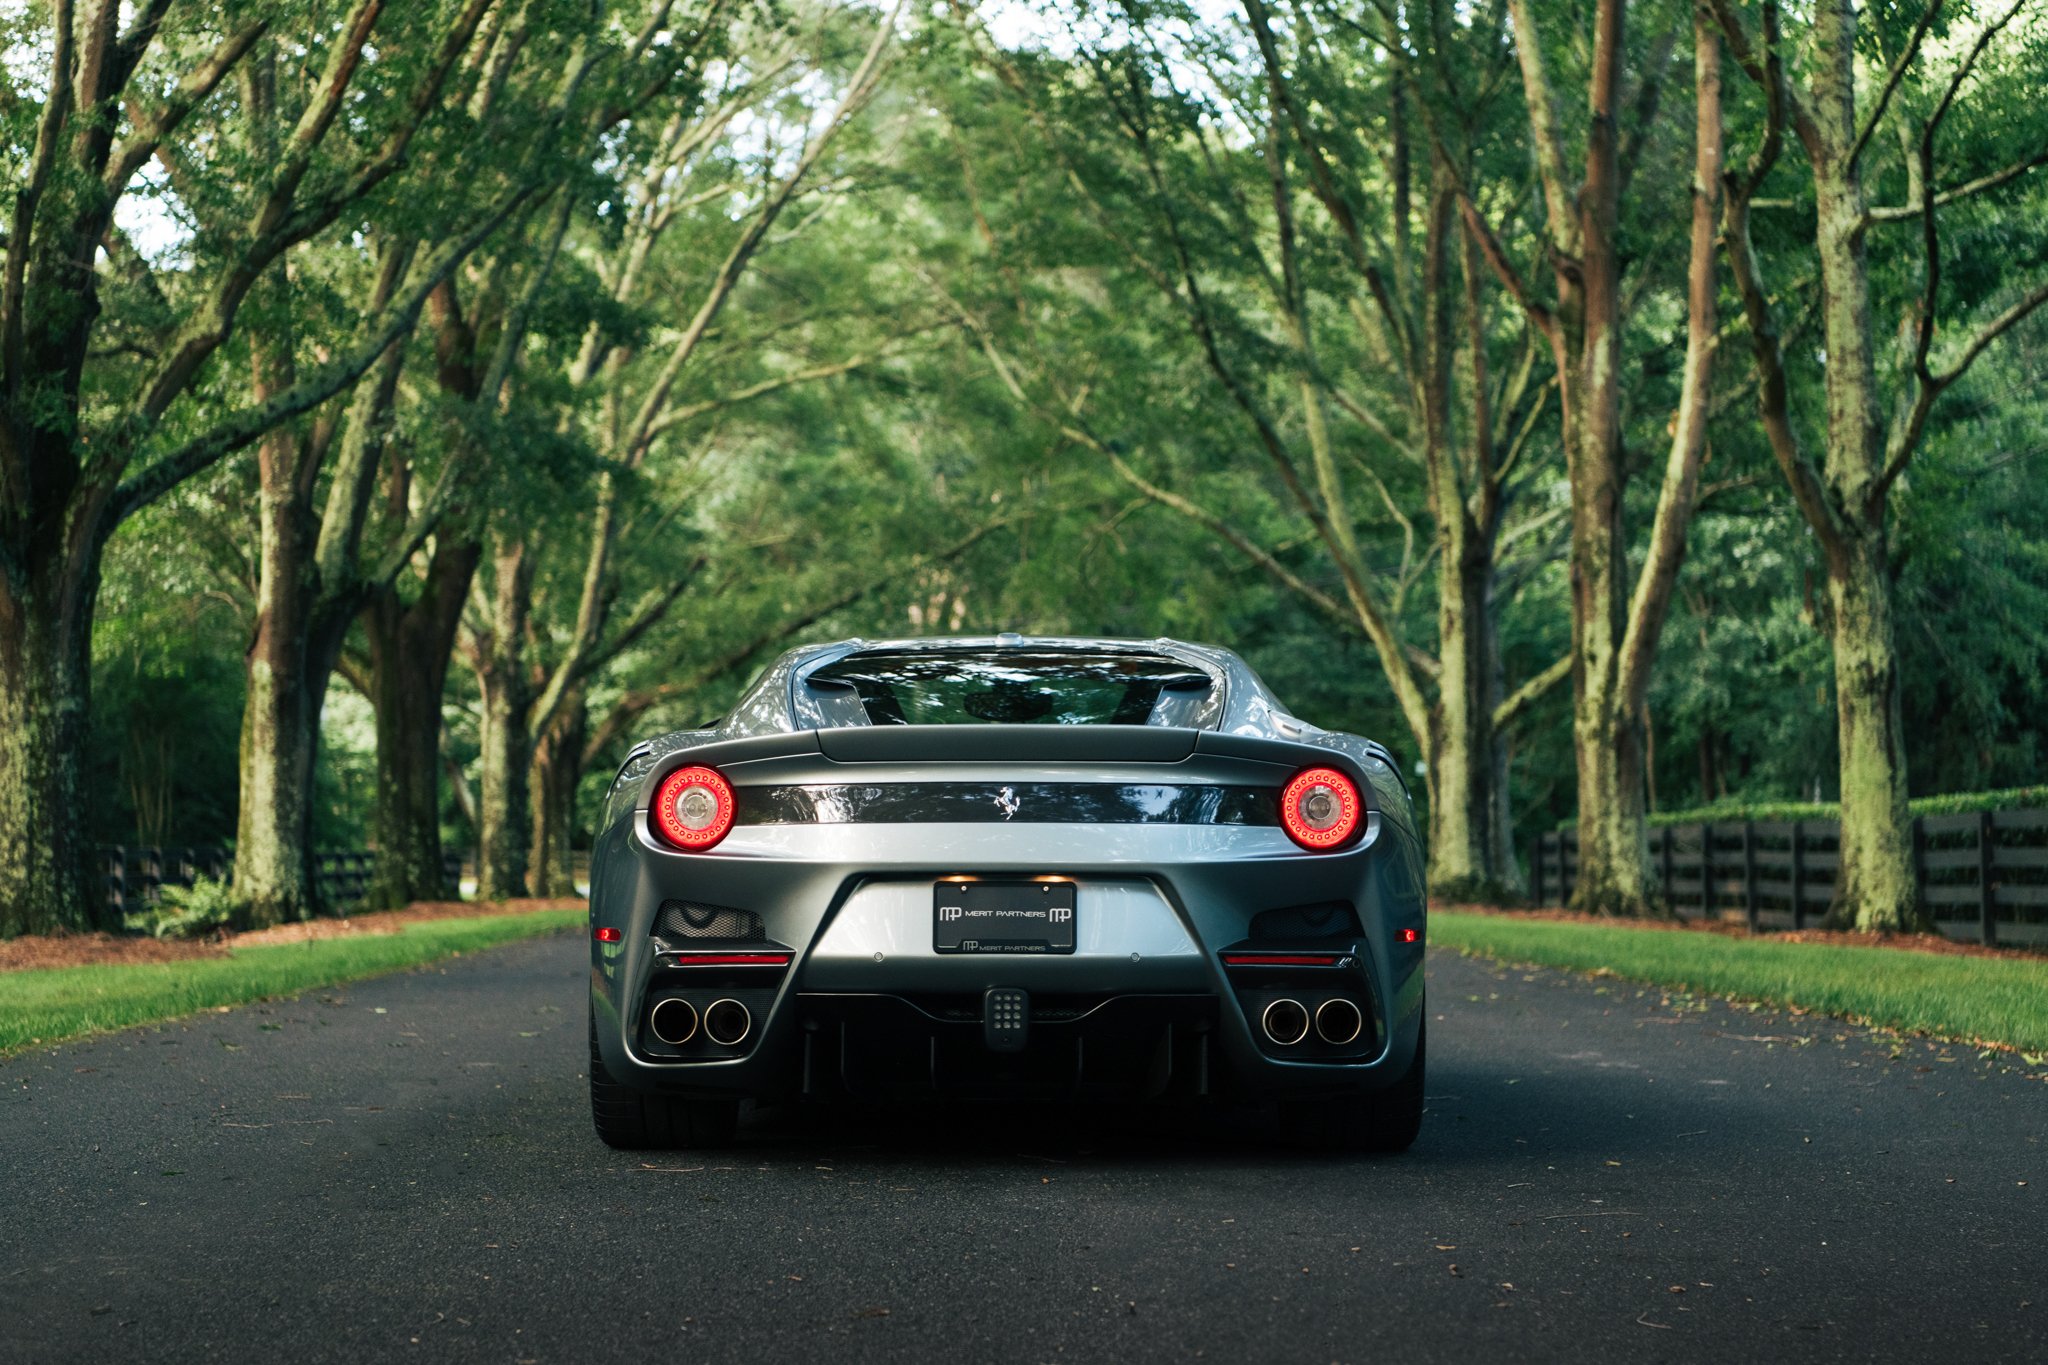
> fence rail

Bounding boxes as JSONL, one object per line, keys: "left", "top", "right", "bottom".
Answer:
{"left": 98, "top": 847, "right": 463, "bottom": 918}
{"left": 1532, "top": 809, "right": 2048, "bottom": 947}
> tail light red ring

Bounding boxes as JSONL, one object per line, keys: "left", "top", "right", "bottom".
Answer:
{"left": 652, "top": 765, "right": 736, "bottom": 850}
{"left": 1279, "top": 766, "right": 1364, "bottom": 850}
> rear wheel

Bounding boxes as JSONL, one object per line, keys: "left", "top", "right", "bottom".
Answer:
{"left": 1285, "top": 1016, "right": 1426, "bottom": 1154}
{"left": 589, "top": 1013, "right": 741, "bottom": 1150}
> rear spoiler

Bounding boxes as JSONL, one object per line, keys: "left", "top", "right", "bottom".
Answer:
{"left": 629, "top": 724, "right": 1371, "bottom": 776}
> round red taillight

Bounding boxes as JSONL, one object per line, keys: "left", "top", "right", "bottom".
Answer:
{"left": 652, "top": 765, "right": 736, "bottom": 850}
{"left": 1279, "top": 766, "right": 1363, "bottom": 850}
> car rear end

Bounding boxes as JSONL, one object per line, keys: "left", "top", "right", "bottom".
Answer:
{"left": 587, "top": 720, "right": 1428, "bottom": 1114}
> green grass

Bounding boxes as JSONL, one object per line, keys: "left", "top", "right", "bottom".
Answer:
{"left": 1431, "top": 910, "right": 2048, "bottom": 1054}
{"left": 0, "top": 909, "right": 584, "bottom": 1056}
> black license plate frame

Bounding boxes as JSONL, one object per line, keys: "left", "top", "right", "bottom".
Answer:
{"left": 932, "top": 879, "right": 1078, "bottom": 955}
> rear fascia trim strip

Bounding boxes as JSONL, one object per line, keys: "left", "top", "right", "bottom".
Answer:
{"left": 736, "top": 782, "right": 1280, "bottom": 827}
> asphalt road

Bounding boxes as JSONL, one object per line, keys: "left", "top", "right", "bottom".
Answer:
{"left": 2, "top": 929, "right": 2042, "bottom": 1365}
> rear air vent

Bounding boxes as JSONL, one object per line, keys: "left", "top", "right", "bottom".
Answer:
{"left": 654, "top": 900, "right": 765, "bottom": 944}
{"left": 1248, "top": 901, "right": 1363, "bottom": 941}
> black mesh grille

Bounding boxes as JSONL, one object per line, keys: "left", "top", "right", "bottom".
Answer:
{"left": 654, "top": 900, "right": 765, "bottom": 943}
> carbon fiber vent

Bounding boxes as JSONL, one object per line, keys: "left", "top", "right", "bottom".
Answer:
{"left": 654, "top": 899, "right": 765, "bottom": 943}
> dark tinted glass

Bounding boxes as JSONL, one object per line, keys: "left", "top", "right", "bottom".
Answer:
{"left": 808, "top": 650, "right": 1207, "bottom": 726}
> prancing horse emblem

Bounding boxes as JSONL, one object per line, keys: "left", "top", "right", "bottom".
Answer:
{"left": 994, "top": 786, "right": 1020, "bottom": 820}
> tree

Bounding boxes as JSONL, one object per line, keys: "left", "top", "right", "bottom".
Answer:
{"left": 0, "top": 0, "right": 521, "bottom": 935}
{"left": 1711, "top": 0, "right": 2048, "bottom": 929}
{"left": 939, "top": 2, "right": 1576, "bottom": 894}
{"left": 1458, "top": 0, "right": 1726, "bottom": 914}
{"left": 461, "top": 0, "right": 905, "bottom": 899}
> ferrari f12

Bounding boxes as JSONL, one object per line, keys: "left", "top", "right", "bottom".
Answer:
{"left": 586, "top": 636, "right": 1427, "bottom": 1151}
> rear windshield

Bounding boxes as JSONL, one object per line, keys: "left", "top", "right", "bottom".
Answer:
{"left": 808, "top": 649, "right": 1206, "bottom": 726}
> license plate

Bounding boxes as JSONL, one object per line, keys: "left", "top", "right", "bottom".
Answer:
{"left": 933, "top": 880, "right": 1077, "bottom": 954}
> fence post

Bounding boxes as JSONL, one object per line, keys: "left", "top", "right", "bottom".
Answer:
{"left": 1741, "top": 820, "right": 1759, "bottom": 932}
{"left": 1789, "top": 820, "right": 1806, "bottom": 931}
{"left": 1912, "top": 816, "right": 1928, "bottom": 919}
{"left": 1698, "top": 823, "right": 1713, "bottom": 917}
{"left": 1978, "top": 809, "right": 1997, "bottom": 947}
{"left": 1659, "top": 826, "right": 1674, "bottom": 906}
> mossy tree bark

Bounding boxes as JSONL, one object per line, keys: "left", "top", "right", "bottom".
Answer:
{"left": 0, "top": 550, "right": 101, "bottom": 935}
{"left": 1711, "top": 0, "right": 2046, "bottom": 930}
{"left": 1827, "top": 532, "right": 1916, "bottom": 927}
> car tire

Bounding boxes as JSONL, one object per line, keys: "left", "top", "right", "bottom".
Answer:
{"left": 589, "top": 1013, "right": 741, "bottom": 1150}
{"left": 1286, "top": 1016, "right": 1425, "bottom": 1154}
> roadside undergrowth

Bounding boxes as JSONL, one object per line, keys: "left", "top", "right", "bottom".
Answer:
{"left": 0, "top": 906, "right": 584, "bottom": 1056}
{"left": 1431, "top": 908, "right": 2048, "bottom": 1057}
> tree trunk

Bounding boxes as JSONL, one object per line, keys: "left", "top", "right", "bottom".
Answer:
{"left": 527, "top": 697, "right": 586, "bottom": 898}
{"left": 1565, "top": 0, "right": 1661, "bottom": 916}
{"left": 1488, "top": 729, "right": 1522, "bottom": 896}
{"left": 1427, "top": 539, "right": 1503, "bottom": 898}
{"left": 474, "top": 539, "right": 534, "bottom": 901}
{"left": 235, "top": 585, "right": 319, "bottom": 927}
{"left": 1823, "top": 522, "right": 1921, "bottom": 930}
{"left": 1417, "top": 169, "right": 1515, "bottom": 898}
{"left": 234, "top": 600, "right": 351, "bottom": 925}
{"left": 1807, "top": 144, "right": 1926, "bottom": 932}
{"left": 0, "top": 552, "right": 100, "bottom": 936}
{"left": 362, "top": 539, "right": 478, "bottom": 908}
{"left": 233, "top": 283, "right": 319, "bottom": 927}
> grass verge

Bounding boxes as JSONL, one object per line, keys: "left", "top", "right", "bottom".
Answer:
{"left": 0, "top": 908, "right": 584, "bottom": 1056}
{"left": 1431, "top": 910, "right": 2048, "bottom": 1054}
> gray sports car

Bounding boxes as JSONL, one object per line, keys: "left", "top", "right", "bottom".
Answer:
{"left": 585, "top": 635, "right": 1428, "bottom": 1151}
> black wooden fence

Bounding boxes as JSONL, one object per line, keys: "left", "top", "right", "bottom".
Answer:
{"left": 1532, "top": 809, "right": 2048, "bottom": 947}
{"left": 99, "top": 846, "right": 464, "bottom": 918}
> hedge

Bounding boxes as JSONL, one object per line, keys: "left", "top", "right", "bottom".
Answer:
{"left": 1553, "top": 784, "right": 2048, "bottom": 833}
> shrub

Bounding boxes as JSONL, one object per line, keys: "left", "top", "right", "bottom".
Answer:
{"left": 1554, "top": 785, "right": 2048, "bottom": 832}
{"left": 123, "top": 876, "right": 247, "bottom": 940}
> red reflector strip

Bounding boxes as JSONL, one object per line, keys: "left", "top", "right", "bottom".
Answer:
{"left": 593, "top": 926, "right": 622, "bottom": 943}
{"left": 1398, "top": 928, "right": 1420, "bottom": 944}
{"left": 662, "top": 952, "right": 792, "bottom": 968}
{"left": 1220, "top": 952, "right": 1342, "bottom": 967}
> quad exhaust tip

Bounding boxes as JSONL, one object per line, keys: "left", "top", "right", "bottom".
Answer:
{"left": 704, "top": 998, "right": 752, "bottom": 1047}
{"left": 649, "top": 997, "right": 698, "bottom": 1046}
{"left": 1315, "top": 998, "right": 1364, "bottom": 1046}
{"left": 1260, "top": 998, "right": 1311, "bottom": 1047}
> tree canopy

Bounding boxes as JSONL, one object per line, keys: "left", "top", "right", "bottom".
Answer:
{"left": 3, "top": 0, "right": 2045, "bottom": 936}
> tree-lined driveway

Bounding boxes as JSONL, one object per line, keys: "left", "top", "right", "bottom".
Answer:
{"left": 2, "top": 930, "right": 2039, "bottom": 1363}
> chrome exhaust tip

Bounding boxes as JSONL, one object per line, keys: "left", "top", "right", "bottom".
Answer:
{"left": 1260, "top": 998, "right": 1310, "bottom": 1047}
{"left": 649, "top": 997, "right": 699, "bottom": 1046}
{"left": 1315, "top": 998, "right": 1364, "bottom": 1046}
{"left": 704, "top": 998, "right": 752, "bottom": 1047}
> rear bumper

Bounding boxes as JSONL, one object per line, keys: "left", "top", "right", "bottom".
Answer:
{"left": 587, "top": 817, "right": 1427, "bottom": 1104}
